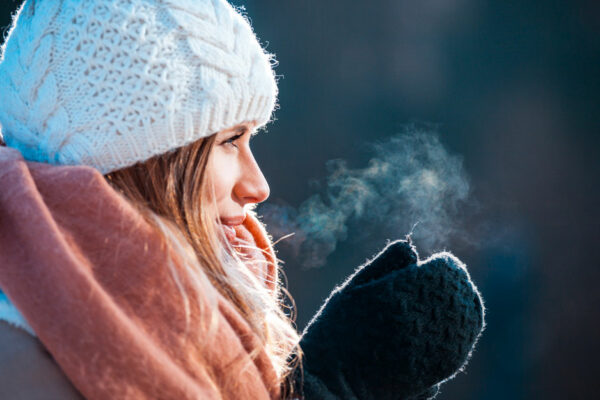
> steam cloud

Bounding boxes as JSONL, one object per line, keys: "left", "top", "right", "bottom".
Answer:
{"left": 258, "top": 127, "right": 472, "bottom": 268}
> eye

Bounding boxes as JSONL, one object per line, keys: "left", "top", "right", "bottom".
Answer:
{"left": 223, "top": 133, "right": 243, "bottom": 149}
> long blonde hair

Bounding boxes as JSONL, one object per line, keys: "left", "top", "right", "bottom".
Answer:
{"left": 104, "top": 134, "right": 302, "bottom": 395}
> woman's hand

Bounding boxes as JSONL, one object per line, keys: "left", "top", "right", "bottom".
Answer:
{"left": 295, "top": 239, "right": 485, "bottom": 400}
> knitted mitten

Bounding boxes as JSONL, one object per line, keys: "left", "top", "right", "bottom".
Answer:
{"left": 293, "top": 239, "right": 485, "bottom": 399}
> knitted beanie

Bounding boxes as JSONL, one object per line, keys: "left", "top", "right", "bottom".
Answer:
{"left": 0, "top": 0, "right": 277, "bottom": 174}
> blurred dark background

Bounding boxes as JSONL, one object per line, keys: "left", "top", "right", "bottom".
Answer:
{"left": 2, "top": 1, "right": 599, "bottom": 399}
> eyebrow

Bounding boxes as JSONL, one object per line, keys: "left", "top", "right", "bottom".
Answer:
{"left": 219, "top": 124, "right": 254, "bottom": 140}
{"left": 236, "top": 126, "right": 249, "bottom": 134}
{"left": 237, "top": 125, "right": 258, "bottom": 138}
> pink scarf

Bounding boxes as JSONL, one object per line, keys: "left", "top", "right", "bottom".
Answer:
{"left": 0, "top": 146, "right": 281, "bottom": 399}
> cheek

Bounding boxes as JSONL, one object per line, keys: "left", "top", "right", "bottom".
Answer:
{"left": 209, "top": 149, "right": 239, "bottom": 204}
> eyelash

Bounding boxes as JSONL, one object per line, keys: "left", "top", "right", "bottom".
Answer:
{"left": 223, "top": 133, "right": 243, "bottom": 148}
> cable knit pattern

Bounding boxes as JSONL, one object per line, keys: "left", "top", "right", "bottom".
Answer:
{"left": 0, "top": 0, "right": 277, "bottom": 174}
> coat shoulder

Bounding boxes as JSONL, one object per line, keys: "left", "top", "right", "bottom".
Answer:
{"left": 0, "top": 321, "right": 84, "bottom": 399}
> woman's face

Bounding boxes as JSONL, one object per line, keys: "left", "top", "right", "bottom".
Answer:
{"left": 209, "top": 121, "right": 270, "bottom": 238}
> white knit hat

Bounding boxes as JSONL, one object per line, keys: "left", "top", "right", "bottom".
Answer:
{"left": 0, "top": 0, "right": 278, "bottom": 174}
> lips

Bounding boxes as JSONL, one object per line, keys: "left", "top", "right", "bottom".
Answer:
{"left": 219, "top": 215, "right": 246, "bottom": 242}
{"left": 220, "top": 215, "right": 246, "bottom": 226}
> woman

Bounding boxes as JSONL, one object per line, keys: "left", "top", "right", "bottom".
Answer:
{"left": 0, "top": 0, "right": 485, "bottom": 399}
{"left": 0, "top": 0, "right": 301, "bottom": 398}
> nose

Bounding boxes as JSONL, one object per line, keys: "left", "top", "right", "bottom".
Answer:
{"left": 235, "top": 153, "right": 270, "bottom": 205}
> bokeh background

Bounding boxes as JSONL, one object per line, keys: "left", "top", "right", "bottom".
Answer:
{"left": 2, "top": 1, "right": 599, "bottom": 399}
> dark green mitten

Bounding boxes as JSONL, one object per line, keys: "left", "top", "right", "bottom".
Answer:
{"left": 293, "top": 239, "right": 485, "bottom": 399}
